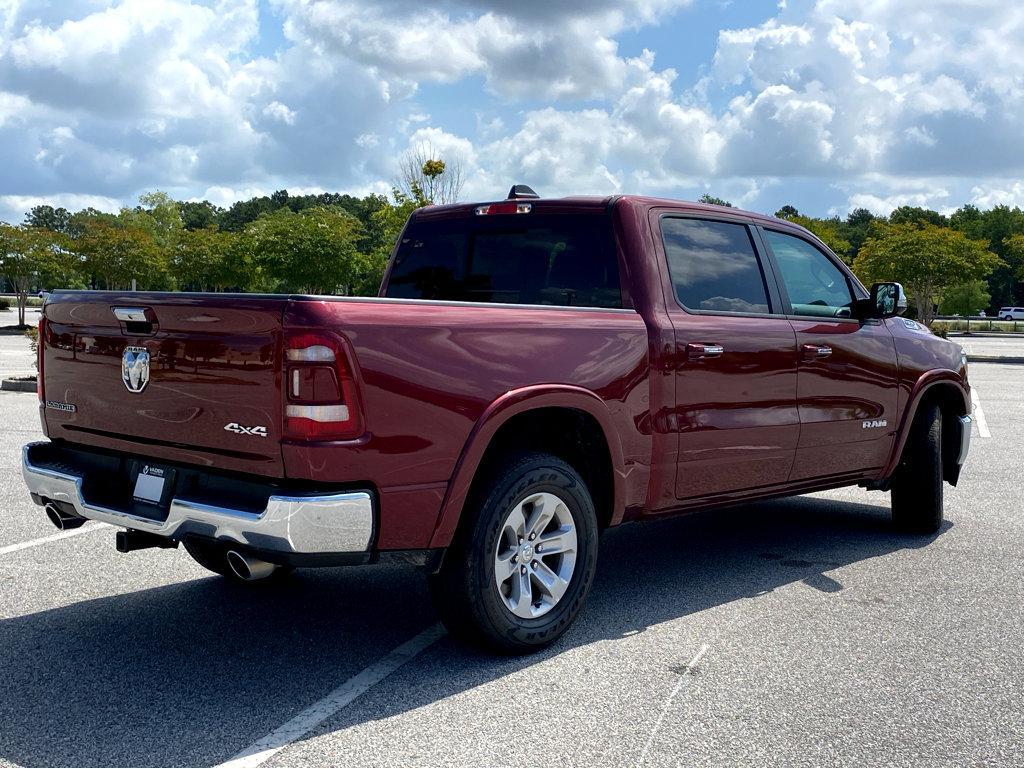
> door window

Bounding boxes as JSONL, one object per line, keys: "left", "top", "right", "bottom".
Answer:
{"left": 661, "top": 218, "right": 770, "bottom": 314}
{"left": 763, "top": 230, "right": 855, "bottom": 319}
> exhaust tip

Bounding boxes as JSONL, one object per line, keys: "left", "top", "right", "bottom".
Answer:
{"left": 44, "top": 502, "right": 86, "bottom": 531}
{"left": 226, "top": 550, "right": 278, "bottom": 581}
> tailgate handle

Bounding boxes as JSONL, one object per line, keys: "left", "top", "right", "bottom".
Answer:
{"left": 113, "top": 307, "right": 148, "bottom": 322}
{"left": 112, "top": 306, "right": 157, "bottom": 335}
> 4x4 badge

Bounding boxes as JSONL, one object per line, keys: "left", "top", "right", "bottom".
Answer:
{"left": 224, "top": 422, "right": 268, "bottom": 438}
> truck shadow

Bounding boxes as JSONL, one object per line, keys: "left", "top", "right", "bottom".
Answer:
{"left": 0, "top": 494, "right": 948, "bottom": 767}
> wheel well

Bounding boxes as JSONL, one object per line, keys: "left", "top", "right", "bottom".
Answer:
{"left": 470, "top": 407, "right": 615, "bottom": 530}
{"left": 915, "top": 383, "right": 967, "bottom": 484}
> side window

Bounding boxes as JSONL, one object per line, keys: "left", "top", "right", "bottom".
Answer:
{"left": 661, "top": 218, "right": 770, "bottom": 314}
{"left": 763, "top": 230, "right": 855, "bottom": 319}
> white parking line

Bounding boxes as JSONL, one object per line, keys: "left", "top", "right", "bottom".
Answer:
{"left": 971, "top": 389, "right": 991, "bottom": 438}
{"left": 219, "top": 624, "right": 447, "bottom": 769}
{"left": 639, "top": 643, "right": 709, "bottom": 764}
{"left": 0, "top": 522, "right": 110, "bottom": 556}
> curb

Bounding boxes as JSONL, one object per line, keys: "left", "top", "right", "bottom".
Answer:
{"left": 966, "top": 355, "right": 1024, "bottom": 365}
{"left": 1, "top": 378, "right": 36, "bottom": 392}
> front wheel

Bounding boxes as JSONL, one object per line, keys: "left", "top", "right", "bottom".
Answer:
{"left": 890, "top": 403, "right": 944, "bottom": 534}
{"left": 429, "top": 452, "right": 599, "bottom": 654}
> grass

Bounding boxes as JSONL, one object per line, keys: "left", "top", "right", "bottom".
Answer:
{"left": 932, "top": 319, "right": 1024, "bottom": 334}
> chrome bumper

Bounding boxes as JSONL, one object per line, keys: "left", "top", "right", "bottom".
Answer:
{"left": 957, "top": 414, "right": 972, "bottom": 466}
{"left": 21, "top": 443, "right": 374, "bottom": 555}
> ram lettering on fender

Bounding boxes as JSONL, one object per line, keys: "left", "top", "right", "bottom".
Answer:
{"left": 224, "top": 422, "right": 268, "bottom": 438}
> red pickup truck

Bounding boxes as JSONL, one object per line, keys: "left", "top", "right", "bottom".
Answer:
{"left": 23, "top": 192, "right": 972, "bottom": 652}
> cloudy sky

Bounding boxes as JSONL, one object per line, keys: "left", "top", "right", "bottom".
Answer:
{"left": 1, "top": 0, "right": 1022, "bottom": 224}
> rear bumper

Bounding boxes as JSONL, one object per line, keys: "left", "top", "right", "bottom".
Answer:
{"left": 22, "top": 442, "right": 374, "bottom": 556}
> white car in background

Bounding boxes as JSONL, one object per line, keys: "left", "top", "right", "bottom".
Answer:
{"left": 998, "top": 306, "right": 1024, "bottom": 320}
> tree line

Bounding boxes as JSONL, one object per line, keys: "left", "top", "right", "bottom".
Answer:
{"left": 0, "top": 151, "right": 464, "bottom": 328}
{"left": 699, "top": 194, "right": 1023, "bottom": 324}
{"left": 0, "top": 188, "right": 424, "bottom": 327}
{"left": 1, "top": 176, "right": 1021, "bottom": 328}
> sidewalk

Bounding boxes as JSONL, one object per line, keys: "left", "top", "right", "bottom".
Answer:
{"left": 954, "top": 334, "right": 1024, "bottom": 364}
{"left": 0, "top": 307, "right": 40, "bottom": 381}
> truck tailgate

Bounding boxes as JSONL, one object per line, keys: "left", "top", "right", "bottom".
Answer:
{"left": 41, "top": 293, "right": 287, "bottom": 476}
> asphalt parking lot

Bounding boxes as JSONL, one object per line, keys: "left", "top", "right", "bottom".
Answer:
{"left": 0, "top": 355, "right": 1021, "bottom": 767}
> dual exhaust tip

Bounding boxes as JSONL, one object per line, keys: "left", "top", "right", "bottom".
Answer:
{"left": 43, "top": 503, "right": 278, "bottom": 581}
{"left": 226, "top": 550, "right": 279, "bottom": 581}
{"left": 44, "top": 502, "right": 87, "bottom": 531}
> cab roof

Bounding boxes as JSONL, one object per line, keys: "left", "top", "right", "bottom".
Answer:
{"left": 414, "top": 194, "right": 786, "bottom": 228}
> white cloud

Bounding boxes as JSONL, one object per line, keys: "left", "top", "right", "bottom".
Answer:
{"left": 262, "top": 101, "right": 296, "bottom": 125}
{"left": 970, "top": 182, "right": 1024, "bottom": 210}
{"left": 0, "top": 0, "right": 1022, "bottom": 218}
{"left": 0, "top": 191, "right": 120, "bottom": 224}
{"left": 272, "top": 0, "right": 695, "bottom": 101}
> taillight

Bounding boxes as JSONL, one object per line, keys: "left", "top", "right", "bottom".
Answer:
{"left": 283, "top": 332, "right": 363, "bottom": 441}
{"left": 37, "top": 316, "right": 45, "bottom": 401}
{"left": 475, "top": 202, "right": 532, "bottom": 215}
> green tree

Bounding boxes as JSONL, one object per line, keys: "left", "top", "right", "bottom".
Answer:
{"left": 939, "top": 280, "right": 991, "bottom": 316}
{"left": 76, "top": 221, "right": 168, "bottom": 290}
{"left": 119, "top": 191, "right": 182, "bottom": 249}
{"left": 840, "top": 207, "right": 878, "bottom": 254}
{"left": 950, "top": 204, "right": 1024, "bottom": 307}
{"left": 774, "top": 205, "right": 799, "bottom": 219}
{"left": 853, "top": 223, "right": 1001, "bottom": 324}
{"left": 785, "top": 215, "right": 853, "bottom": 262}
{"left": 1007, "top": 234, "right": 1024, "bottom": 283}
{"left": 889, "top": 206, "right": 947, "bottom": 227}
{"left": 179, "top": 200, "right": 224, "bottom": 230}
{"left": 248, "top": 207, "right": 367, "bottom": 294}
{"left": 398, "top": 145, "right": 464, "bottom": 205}
{"left": 0, "top": 225, "right": 76, "bottom": 326}
{"left": 357, "top": 191, "right": 422, "bottom": 295}
{"left": 698, "top": 193, "right": 733, "bottom": 207}
{"left": 24, "top": 205, "right": 72, "bottom": 234}
{"left": 67, "top": 207, "right": 118, "bottom": 238}
{"left": 171, "top": 227, "right": 249, "bottom": 291}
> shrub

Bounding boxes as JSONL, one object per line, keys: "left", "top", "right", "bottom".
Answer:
{"left": 0, "top": 298, "right": 10, "bottom": 312}
{"left": 25, "top": 326, "right": 38, "bottom": 370}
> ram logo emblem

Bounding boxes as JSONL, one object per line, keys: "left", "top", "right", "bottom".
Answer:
{"left": 862, "top": 419, "right": 888, "bottom": 429}
{"left": 121, "top": 346, "right": 150, "bottom": 393}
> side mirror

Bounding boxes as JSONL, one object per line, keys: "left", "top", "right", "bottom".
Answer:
{"left": 868, "top": 282, "right": 908, "bottom": 319}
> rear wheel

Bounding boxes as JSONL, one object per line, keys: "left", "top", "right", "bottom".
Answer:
{"left": 890, "top": 403, "right": 944, "bottom": 534}
{"left": 429, "top": 452, "right": 599, "bottom": 654}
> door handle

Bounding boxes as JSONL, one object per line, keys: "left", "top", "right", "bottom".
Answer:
{"left": 687, "top": 343, "right": 725, "bottom": 359}
{"left": 802, "top": 343, "right": 833, "bottom": 360}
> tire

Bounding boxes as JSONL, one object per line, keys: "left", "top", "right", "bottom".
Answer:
{"left": 890, "top": 403, "right": 944, "bottom": 534}
{"left": 183, "top": 538, "right": 293, "bottom": 583}
{"left": 429, "top": 452, "right": 600, "bottom": 654}
{"left": 1004, "top": 315, "right": 1013, "bottom": 321}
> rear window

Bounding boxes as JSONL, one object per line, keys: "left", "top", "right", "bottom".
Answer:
{"left": 661, "top": 217, "right": 770, "bottom": 314}
{"left": 385, "top": 213, "right": 623, "bottom": 308}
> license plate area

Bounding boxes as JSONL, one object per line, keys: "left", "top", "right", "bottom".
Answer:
{"left": 131, "top": 462, "right": 176, "bottom": 509}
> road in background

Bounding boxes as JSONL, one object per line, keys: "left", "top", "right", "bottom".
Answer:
{"left": 0, "top": 362, "right": 1020, "bottom": 767}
